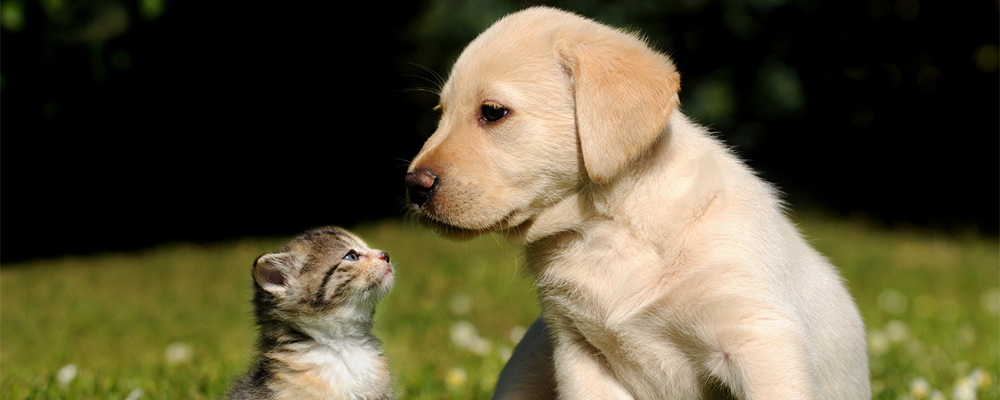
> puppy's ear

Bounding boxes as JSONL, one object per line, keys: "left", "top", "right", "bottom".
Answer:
{"left": 253, "top": 252, "right": 296, "bottom": 295}
{"left": 556, "top": 25, "right": 681, "bottom": 183}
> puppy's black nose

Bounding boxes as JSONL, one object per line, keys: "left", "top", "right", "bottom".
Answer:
{"left": 404, "top": 170, "right": 437, "bottom": 207}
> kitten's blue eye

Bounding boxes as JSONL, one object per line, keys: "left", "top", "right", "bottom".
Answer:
{"left": 343, "top": 250, "right": 359, "bottom": 261}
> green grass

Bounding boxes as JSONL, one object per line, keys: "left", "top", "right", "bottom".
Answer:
{"left": 2, "top": 214, "right": 997, "bottom": 399}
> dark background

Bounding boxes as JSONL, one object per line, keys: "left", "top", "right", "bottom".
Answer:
{"left": 2, "top": 0, "right": 997, "bottom": 263}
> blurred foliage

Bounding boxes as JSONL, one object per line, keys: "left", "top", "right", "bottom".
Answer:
{"left": 399, "top": 0, "right": 821, "bottom": 138}
{"left": 1, "top": 1, "right": 26, "bottom": 32}
{"left": 0, "top": 0, "right": 163, "bottom": 44}
{"left": 1, "top": 0, "right": 995, "bottom": 261}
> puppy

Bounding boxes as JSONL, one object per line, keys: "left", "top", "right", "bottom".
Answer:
{"left": 405, "top": 7, "right": 869, "bottom": 399}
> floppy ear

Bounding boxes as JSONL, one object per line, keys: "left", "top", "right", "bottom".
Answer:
{"left": 556, "top": 25, "right": 681, "bottom": 183}
{"left": 253, "top": 252, "right": 295, "bottom": 295}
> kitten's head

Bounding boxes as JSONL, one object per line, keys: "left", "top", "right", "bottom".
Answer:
{"left": 251, "top": 226, "right": 394, "bottom": 329}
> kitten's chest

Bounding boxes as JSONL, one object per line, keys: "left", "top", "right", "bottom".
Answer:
{"left": 271, "top": 341, "right": 391, "bottom": 399}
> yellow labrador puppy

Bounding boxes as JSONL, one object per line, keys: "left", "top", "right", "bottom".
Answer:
{"left": 405, "top": 7, "right": 869, "bottom": 400}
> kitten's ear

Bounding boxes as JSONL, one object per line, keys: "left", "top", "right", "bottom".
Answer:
{"left": 253, "top": 252, "right": 294, "bottom": 295}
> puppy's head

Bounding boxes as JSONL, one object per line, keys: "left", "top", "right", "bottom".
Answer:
{"left": 405, "top": 7, "right": 681, "bottom": 239}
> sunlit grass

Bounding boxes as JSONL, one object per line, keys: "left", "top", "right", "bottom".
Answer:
{"left": 2, "top": 213, "right": 997, "bottom": 399}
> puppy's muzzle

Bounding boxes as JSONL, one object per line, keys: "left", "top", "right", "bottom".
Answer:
{"left": 404, "top": 170, "right": 437, "bottom": 208}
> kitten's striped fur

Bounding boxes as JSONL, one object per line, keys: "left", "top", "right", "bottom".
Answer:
{"left": 228, "top": 226, "right": 395, "bottom": 400}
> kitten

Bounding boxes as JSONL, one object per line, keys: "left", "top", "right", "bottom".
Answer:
{"left": 228, "top": 226, "right": 395, "bottom": 400}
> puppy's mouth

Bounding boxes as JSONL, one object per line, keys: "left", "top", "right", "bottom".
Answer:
{"left": 408, "top": 205, "right": 527, "bottom": 240}
{"left": 404, "top": 170, "right": 533, "bottom": 239}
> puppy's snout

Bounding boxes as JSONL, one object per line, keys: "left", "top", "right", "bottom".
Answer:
{"left": 404, "top": 170, "right": 437, "bottom": 207}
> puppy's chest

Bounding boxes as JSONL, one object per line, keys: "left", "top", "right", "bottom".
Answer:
{"left": 533, "top": 251, "right": 708, "bottom": 397}
{"left": 529, "top": 229, "right": 673, "bottom": 328}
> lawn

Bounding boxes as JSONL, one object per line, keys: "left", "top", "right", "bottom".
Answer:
{"left": 2, "top": 213, "right": 997, "bottom": 399}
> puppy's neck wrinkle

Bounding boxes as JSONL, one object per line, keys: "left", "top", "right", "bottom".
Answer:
{"left": 523, "top": 229, "right": 583, "bottom": 276}
{"left": 513, "top": 186, "right": 612, "bottom": 245}
{"left": 513, "top": 164, "right": 654, "bottom": 246}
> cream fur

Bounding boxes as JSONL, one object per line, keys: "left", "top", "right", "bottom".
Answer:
{"left": 406, "top": 7, "right": 869, "bottom": 399}
{"left": 268, "top": 336, "right": 388, "bottom": 400}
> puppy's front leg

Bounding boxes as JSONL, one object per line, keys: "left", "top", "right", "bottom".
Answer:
{"left": 551, "top": 326, "right": 635, "bottom": 400}
{"left": 492, "top": 317, "right": 556, "bottom": 400}
{"left": 708, "top": 316, "right": 818, "bottom": 400}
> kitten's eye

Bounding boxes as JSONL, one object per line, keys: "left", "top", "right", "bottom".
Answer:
{"left": 343, "top": 250, "right": 359, "bottom": 261}
{"left": 481, "top": 103, "right": 509, "bottom": 122}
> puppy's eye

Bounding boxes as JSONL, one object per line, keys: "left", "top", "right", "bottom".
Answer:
{"left": 343, "top": 250, "right": 359, "bottom": 261}
{"left": 481, "top": 103, "right": 509, "bottom": 122}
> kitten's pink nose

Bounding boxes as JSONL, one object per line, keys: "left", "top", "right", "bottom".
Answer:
{"left": 379, "top": 251, "right": 389, "bottom": 262}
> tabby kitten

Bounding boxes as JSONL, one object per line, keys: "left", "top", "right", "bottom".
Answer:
{"left": 228, "top": 226, "right": 395, "bottom": 400}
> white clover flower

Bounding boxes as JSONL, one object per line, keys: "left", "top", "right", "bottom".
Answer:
{"left": 56, "top": 364, "right": 77, "bottom": 386}
{"left": 469, "top": 336, "right": 492, "bottom": 356}
{"left": 498, "top": 346, "right": 513, "bottom": 363}
{"left": 165, "top": 342, "right": 192, "bottom": 364}
{"left": 444, "top": 367, "right": 468, "bottom": 391}
{"left": 969, "top": 368, "right": 991, "bottom": 389}
{"left": 886, "top": 320, "right": 909, "bottom": 343}
{"left": 448, "top": 292, "right": 473, "bottom": 316}
{"left": 509, "top": 325, "right": 527, "bottom": 344}
{"left": 953, "top": 376, "right": 977, "bottom": 400}
{"left": 930, "top": 390, "right": 946, "bottom": 400}
{"left": 868, "top": 330, "right": 890, "bottom": 356}
{"left": 981, "top": 287, "right": 1000, "bottom": 314}
{"left": 450, "top": 320, "right": 493, "bottom": 355}
{"left": 450, "top": 321, "right": 479, "bottom": 349}
{"left": 124, "top": 388, "right": 144, "bottom": 400}
{"left": 877, "top": 289, "right": 908, "bottom": 315}
{"left": 910, "top": 377, "right": 930, "bottom": 399}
